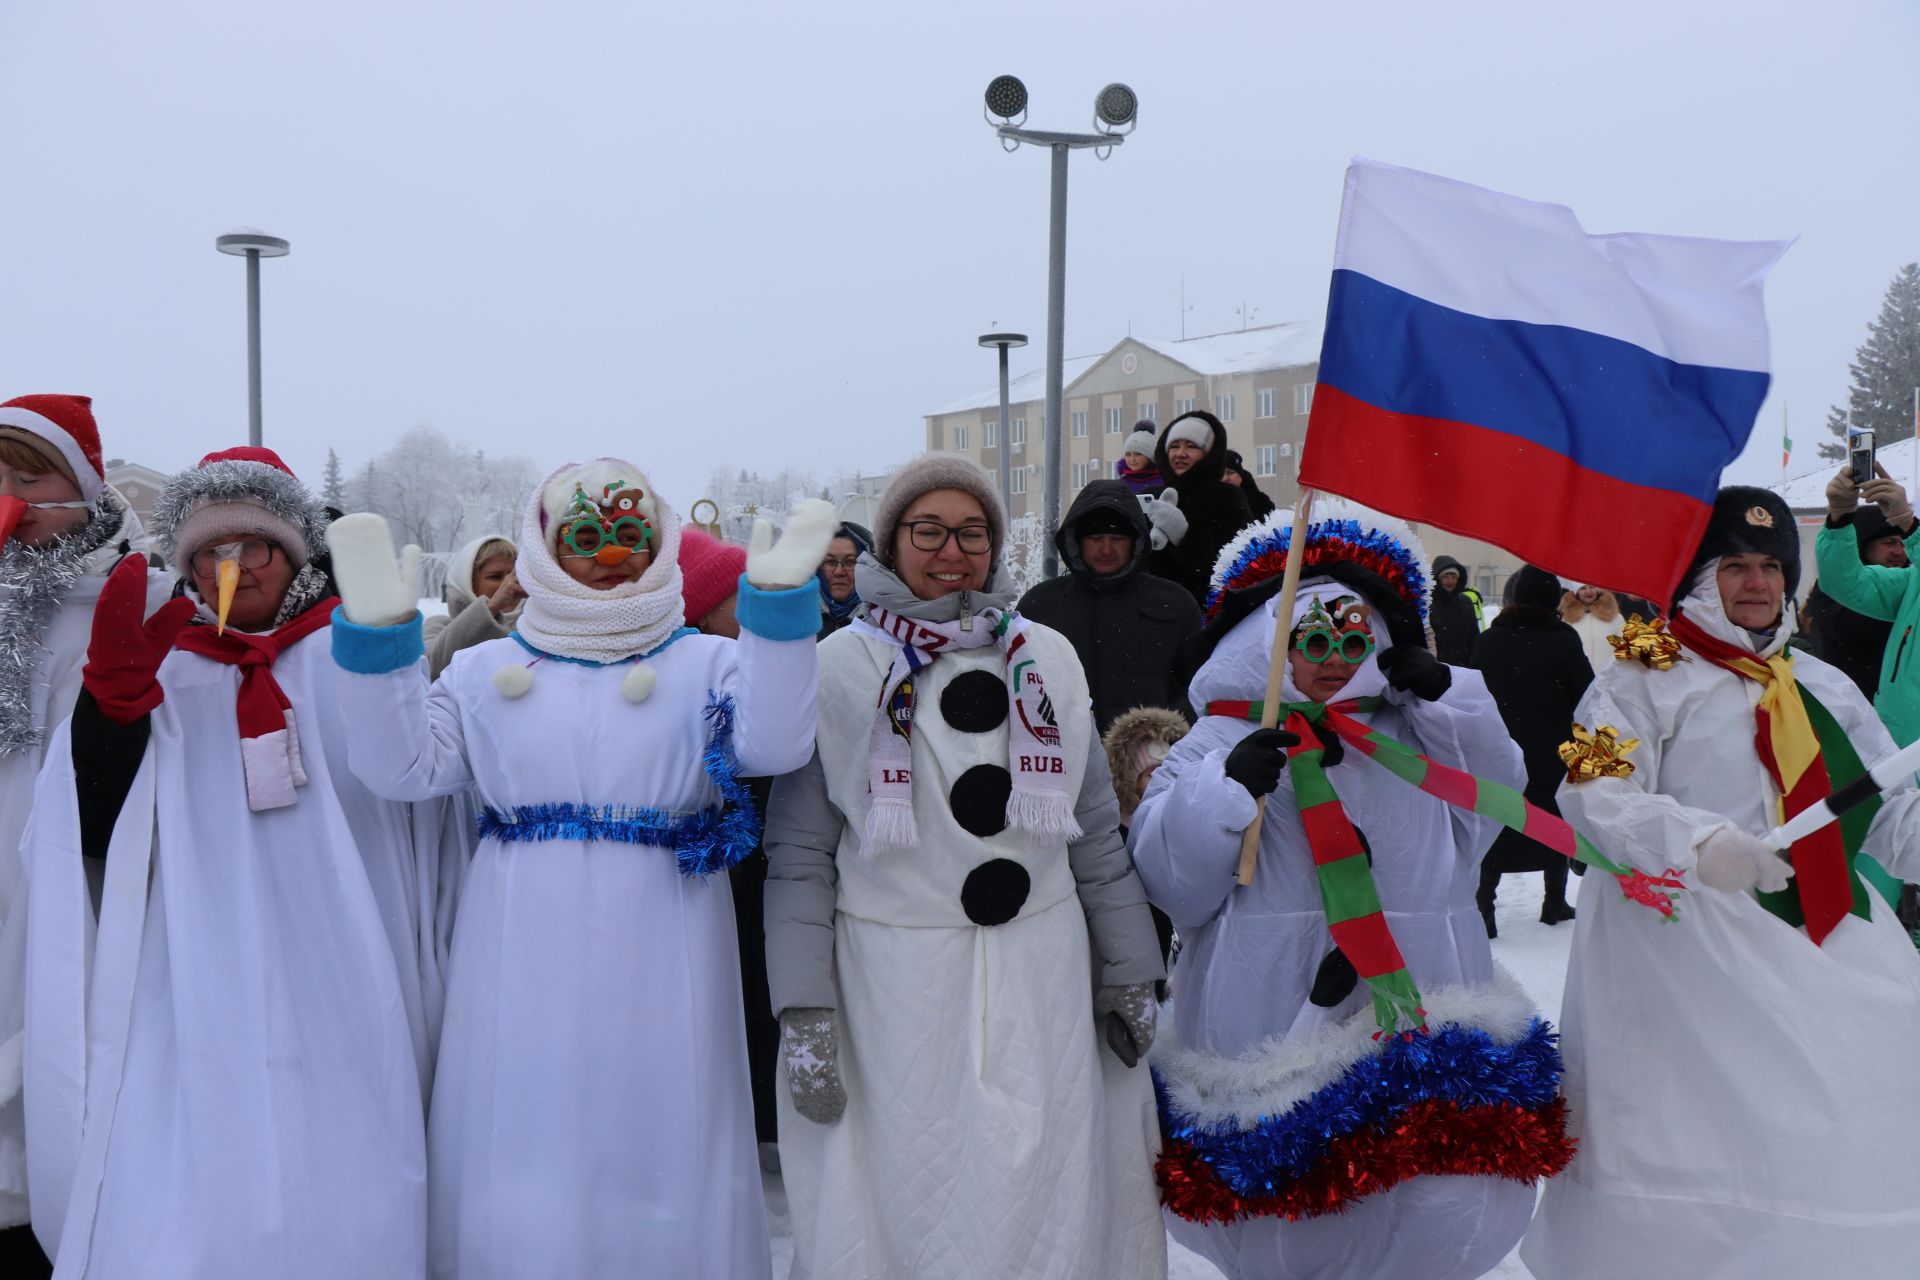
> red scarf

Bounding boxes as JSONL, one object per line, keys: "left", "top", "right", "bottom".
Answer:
{"left": 1668, "top": 610, "right": 1855, "bottom": 944}
{"left": 174, "top": 598, "right": 338, "bottom": 811}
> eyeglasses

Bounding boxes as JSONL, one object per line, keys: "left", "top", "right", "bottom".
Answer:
{"left": 560, "top": 514, "right": 653, "bottom": 559}
{"left": 1294, "top": 626, "right": 1375, "bottom": 665}
{"left": 189, "top": 539, "right": 278, "bottom": 576}
{"left": 904, "top": 521, "right": 991, "bottom": 554}
{"left": 822, "top": 556, "right": 860, "bottom": 571}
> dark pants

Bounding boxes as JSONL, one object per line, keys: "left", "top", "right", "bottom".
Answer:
{"left": 0, "top": 1224, "right": 52, "bottom": 1280}
{"left": 1478, "top": 829, "right": 1572, "bottom": 913}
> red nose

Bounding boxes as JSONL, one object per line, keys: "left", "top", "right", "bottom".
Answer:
{"left": 0, "top": 495, "right": 25, "bottom": 546}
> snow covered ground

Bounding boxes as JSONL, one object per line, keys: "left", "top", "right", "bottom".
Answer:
{"left": 763, "top": 870, "right": 1581, "bottom": 1279}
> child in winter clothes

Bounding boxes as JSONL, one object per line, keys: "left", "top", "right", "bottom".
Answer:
{"left": 327, "top": 460, "right": 834, "bottom": 1280}
{"left": 1115, "top": 424, "right": 1166, "bottom": 497}
{"left": 1104, "top": 705, "right": 1190, "bottom": 831}
{"left": 423, "top": 533, "right": 523, "bottom": 678}
{"left": 13, "top": 448, "right": 440, "bottom": 1280}
{"left": 764, "top": 453, "right": 1168, "bottom": 1280}
{"left": 1145, "top": 410, "right": 1254, "bottom": 605}
{"left": 0, "top": 395, "right": 169, "bottom": 1278}
{"left": 1133, "top": 502, "right": 1570, "bottom": 1280}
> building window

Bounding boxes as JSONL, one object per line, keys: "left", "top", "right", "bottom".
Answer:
{"left": 1011, "top": 418, "right": 1027, "bottom": 446}
{"left": 1011, "top": 468, "right": 1027, "bottom": 494}
{"left": 1071, "top": 410, "right": 1087, "bottom": 438}
{"left": 1256, "top": 444, "right": 1277, "bottom": 476}
{"left": 1176, "top": 397, "right": 1195, "bottom": 416}
{"left": 1073, "top": 461, "right": 1090, "bottom": 488}
{"left": 1138, "top": 400, "right": 1157, "bottom": 422}
{"left": 1295, "top": 382, "right": 1315, "bottom": 415}
{"left": 983, "top": 419, "right": 998, "bottom": 449}
{"left": 1256, "top": 388, "right": 1276, "bottom": 419}
{"left": 953, "top": 425, "right": 969, "bottom": 451}
{"left": 1214, "top": 394, "right": 1235, "bottom": 422}
{"left": 1104, "top": 407, "right": 1123, "bottom": 434}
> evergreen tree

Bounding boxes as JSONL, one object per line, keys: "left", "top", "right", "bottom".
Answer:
{"left": 321, "top": 448, "right": 345, "bottom": 509}
{"left": 1819, "top": 262, "right": 1920, "bottom": 462}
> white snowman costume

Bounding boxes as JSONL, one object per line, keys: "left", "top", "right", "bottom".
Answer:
{"left": 329, "top": 461, "right": 833, "bottom": 1280}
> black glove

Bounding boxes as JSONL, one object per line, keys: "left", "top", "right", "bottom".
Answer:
{"left": 1377, "top": 644, "right": 1451, "bottom": 702}
{"left": 1223, "top": 727, "right": 1302, "bottom": 798}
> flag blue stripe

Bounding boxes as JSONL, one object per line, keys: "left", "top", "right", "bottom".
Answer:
{"left": 1317, "top": 269, "right": 1770, "bottom": 499}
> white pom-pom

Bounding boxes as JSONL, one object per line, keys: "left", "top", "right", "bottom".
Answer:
{"left": 621, "top": 664, "right": 657, "bottom": 704}
{"left": 493, "top": 664, "right": 534, "bottom": 698}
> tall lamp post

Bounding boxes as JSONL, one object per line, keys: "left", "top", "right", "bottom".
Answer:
{"left": 977, "top": 332, "right": 1027, "bottom": 516}
{"left": 983, "top": 75, "right": 1137, "bottom": 578}
{"left": 215, "top": 228, "right": 291, "bottom": 448}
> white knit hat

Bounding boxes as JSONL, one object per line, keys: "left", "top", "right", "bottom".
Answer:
{"left": 1122, "top": 428, "right": 1158, "bottom": 457}
{"left": 1166, "top": 415, "right": 1214, "bottom": 452}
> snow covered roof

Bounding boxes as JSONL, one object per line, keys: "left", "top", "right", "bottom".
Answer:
{"left": 932, "top": 320, "right": 1325, "bottom": 417}
{"left": 1775, "top": 435, "right": 1920, "bottom": 509}
{"left": 935, "top": 353, "right": 1105, "bottom": 415}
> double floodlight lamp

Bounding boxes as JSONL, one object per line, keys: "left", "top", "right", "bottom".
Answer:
{"left": 982, "top": 74, "right": 1139, "bottom": 139}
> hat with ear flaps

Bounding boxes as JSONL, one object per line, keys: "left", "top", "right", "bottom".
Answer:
{"left": 1197, "top": 498, "right": 1432, "bottom": 664}
{"left": 1674, "top": 485, "right": 1799, "bottom": 610}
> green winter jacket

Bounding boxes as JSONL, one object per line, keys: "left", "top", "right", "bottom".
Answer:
{"left": 1813, "top": 515, "right": 1920, "bottom": 746}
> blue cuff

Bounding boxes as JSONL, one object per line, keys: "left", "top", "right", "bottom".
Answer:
{"left": 735, "top": 575, "right": 822, "bottom": 642}
{"left": 331, "top": 607, "right": 425, "bottom": 675}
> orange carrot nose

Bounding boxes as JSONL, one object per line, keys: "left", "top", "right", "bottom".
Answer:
{"left": 0, "top": 495, "right": 23, "bottom": 546}
{"left": 215, "top": 558, "right": 241, "bottom": 636}
{"left": 594, "top": 544, "right": 631, "bottom": 566}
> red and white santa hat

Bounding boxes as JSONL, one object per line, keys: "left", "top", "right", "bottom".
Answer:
{"left": 0, "top": 394, "right": 105, "bottom": 501}
{"left": 153, "top": 446, "right": 329, "bottom": 572}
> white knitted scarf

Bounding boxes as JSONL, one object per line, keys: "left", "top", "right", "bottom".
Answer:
{"left": 512, "top": 462, "right": 687, "bottom": 663}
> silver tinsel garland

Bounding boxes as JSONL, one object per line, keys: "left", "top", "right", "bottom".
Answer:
{"left": 0, "top": 496, "right": 126, "bottom": 756}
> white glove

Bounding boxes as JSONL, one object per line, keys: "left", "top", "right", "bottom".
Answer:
{"left": 1695, "top": 827, "right": 1794, "bottom": 895}
{"left": 747, "top": 498, "right": 838, "bottom": 590}
{"left": 1140, "top": 490, "right": 1187, "bottom": 551}
{"left": 329, "top": 513, "right": 423, "bottom": 628}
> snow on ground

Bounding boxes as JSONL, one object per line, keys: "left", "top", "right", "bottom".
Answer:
{"left": 765, "top": 870, "right": 1581, "bottom": 1279}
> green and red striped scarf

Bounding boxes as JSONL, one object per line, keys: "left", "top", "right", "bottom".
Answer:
{"left": 1207, "top": 696, "right": 1685, "bottom": 1038}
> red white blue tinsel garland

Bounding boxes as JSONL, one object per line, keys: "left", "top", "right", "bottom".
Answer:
{"left": 1202, "top": 501, "right": 1432, "bottom": 626}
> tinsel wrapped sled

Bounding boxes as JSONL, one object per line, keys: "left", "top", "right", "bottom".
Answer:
{"left": 1151, "top": 966, "right": 1575, "bottom": 1223}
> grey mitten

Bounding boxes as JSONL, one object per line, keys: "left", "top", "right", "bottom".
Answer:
{"left": 1140, "top": 491, "right": 1187, "bottom": 551}
{"left": 1095, "top": 982, "right": 1159, "bottom": 1068}
{"left": 780, "top": 1007, "right": 846, "bottom": 1124}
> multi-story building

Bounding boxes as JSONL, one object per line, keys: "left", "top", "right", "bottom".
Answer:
{"left": 104, "top": 459, "right": 170, "bottom": 534}
{"left": 925, "top": 324, "right": 1523, "bottom": 601}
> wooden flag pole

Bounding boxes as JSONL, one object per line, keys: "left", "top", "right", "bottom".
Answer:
{"left": 1235, "top": 488, "right": 1317, "bottom": 886}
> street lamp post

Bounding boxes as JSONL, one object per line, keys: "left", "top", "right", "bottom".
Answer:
{"left": 215, "top": 228, "right": 291, "bottom": 448}
{"left": 984, "top": 76, "right": 1137, "bottom": 578}
{"left": 977, "top": 332, "right": 1027, "bottom": 517}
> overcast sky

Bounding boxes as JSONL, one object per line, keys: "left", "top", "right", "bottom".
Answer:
{"left": 3, "top": 0, "right": 1914, "bottom": 514}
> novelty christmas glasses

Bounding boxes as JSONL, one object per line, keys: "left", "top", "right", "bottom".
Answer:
{"left": 559, "top": 481, "right": 655, "bottom": 564}
{"left": 1292, "top": 595, "right": 1375, "bottom": 664}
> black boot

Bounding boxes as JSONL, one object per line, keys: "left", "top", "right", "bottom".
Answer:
{"left": 1477, "top": 861, "right": 1500, "bottom": 938}
{"left": 1540, "top": 860, "right": 1576, "bottom": 925}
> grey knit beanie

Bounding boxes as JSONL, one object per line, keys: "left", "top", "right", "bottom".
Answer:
{"left": 873, "top": 453, "right": 1008, "bottom": 570}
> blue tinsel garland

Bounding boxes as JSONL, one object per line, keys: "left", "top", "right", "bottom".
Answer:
{"left": 1155, "top": 1018, "right": 1565, "bottom": 1197}
{"left": 477, "top": 691, "right": 762, "bottom": 877}
{"left": 1206, "top": 515, "right": 1432, "bottom": 625}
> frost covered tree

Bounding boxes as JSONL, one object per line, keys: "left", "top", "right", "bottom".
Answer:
{"left": 1818, "top": 262, "right": 1920, "bottom": 462}
{"left": 347, "top": 426, "right": 540, "bottom": 592}
{"left": 321, "top": 449, "right": 345, "bottom": 510}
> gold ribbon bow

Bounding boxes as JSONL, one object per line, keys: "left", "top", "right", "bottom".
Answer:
{"left": 1559, "top": 723, "right": 1641, "bottom": 783}
{"left": 1609, "top": 615, "right": 1685, "bottom": 671}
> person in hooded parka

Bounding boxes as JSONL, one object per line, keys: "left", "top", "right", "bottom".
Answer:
{"left": 1132, "top": 501, "right": 1573, "bottom": 1280}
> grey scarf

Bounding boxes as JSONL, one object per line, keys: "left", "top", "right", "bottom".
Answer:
{"left": 852, "top": 554, "right": 1018, "bottom": 627}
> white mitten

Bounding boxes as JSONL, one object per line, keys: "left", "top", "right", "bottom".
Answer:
{"left": 1695, "top": 827, "right": 1793, "bottom": 894}
{"left": 329, "top": 513, "right": 423, "bottom": 628}
{"left": 747, "top": 498, "right": 838, "bottom": 589}
{"left": 1140, "top": 490, "right": 1187, "bottom": 550}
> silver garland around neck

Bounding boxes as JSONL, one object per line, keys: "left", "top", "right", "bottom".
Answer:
{"left": 0, "top": 497, "right": 126, "bottom": 756}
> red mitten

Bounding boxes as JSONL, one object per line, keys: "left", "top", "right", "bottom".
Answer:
{"left": 82, "top": 555, "right": 195, "bottom": 724}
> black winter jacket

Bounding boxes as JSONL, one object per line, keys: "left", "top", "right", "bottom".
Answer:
{"left": 1147, "top": 411, "right": 1254, "bottom": 606}
{"left": 1429, "top": 555, "right": 1482, "bottom": 666}
{"left": 1017, "top": 480, "right": 1204, "bottom": 734}
{"left": 1469, "top": 604, "right": 1592, "bottom": 809}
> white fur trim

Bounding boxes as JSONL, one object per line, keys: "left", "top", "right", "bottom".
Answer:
{"left": 1150, "top": 964, "right": 1538, "bottom": 1130}
{"left": 0, "top": 406, "right": 102, "bottom": 499}
{"left": 493, "top": 664, "right": 534, "bottom": 698}
{"left": 620, "top": 664, "right": 657, "bottom": 703}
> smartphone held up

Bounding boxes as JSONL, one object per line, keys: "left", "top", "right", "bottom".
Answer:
{"left": 1851, "top": 429, "right": 1877, "bottom": 487}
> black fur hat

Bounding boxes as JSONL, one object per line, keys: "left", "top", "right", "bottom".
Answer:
{"left": 1676, "top": 485, "right": 1798, "bottom": 607}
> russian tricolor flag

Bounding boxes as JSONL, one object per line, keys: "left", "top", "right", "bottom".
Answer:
{"left": 1298, "top": 160, "right": 1791, "bottom": 608}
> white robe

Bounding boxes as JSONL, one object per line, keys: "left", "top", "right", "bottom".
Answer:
{"left": 17, "top": 625, "right": 434, "bottom": 1278}
{"left": 778, "top": 621, "right": 1165, "bottom": 1280}
{"left": 333, "top": 625, "right": 816, "bottom": 1280}
{"left": 1522, "top": 584, "right": 1920, "bottom": 1280}
{"left": 1129, "top": 589, "right": 1535, "bottom": 1280}
{"left": 0, "top": 510, "right": 168, "bottom": 1229}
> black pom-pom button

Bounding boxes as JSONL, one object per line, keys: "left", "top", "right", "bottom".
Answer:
{"left": 940, "top": 670, "right": 1008, "bottom": 734}
{"left": 949, "top": 764, "right": 1012, "bottom": 838}
{"left": 961, "top": 858, "right": 1031, "bottom": 925}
